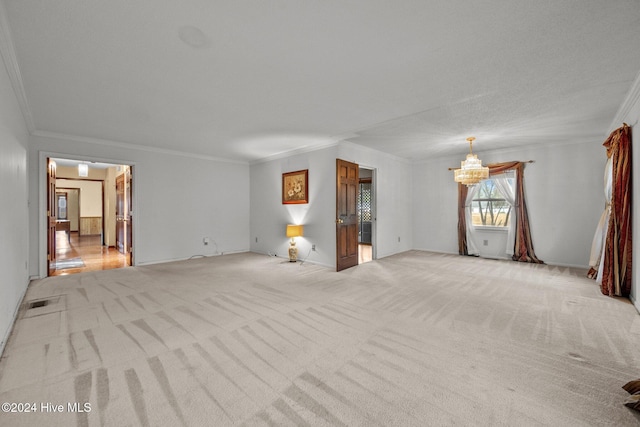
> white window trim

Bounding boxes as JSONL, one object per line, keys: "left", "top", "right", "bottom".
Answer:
{"left": 474, "top": 225, "right": 508, "bottom": 232}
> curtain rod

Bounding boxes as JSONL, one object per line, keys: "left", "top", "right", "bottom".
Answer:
{"left": 447, "top": 160, "right": 535, "bottom": 171}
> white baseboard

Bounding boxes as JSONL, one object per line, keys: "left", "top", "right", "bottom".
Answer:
{"left": 630, "top": 293, "right": 640, "bottom": 315}
{"left": 297, "top": 257, "right": 333, "bottom": 269}
{"left": 0, "top": 282, "right": 29, "bottom": 358}
{"left": 411, "top": 247, "right": 590, "bottom": 269}
{"left": 136, "top": 250, "right": 250, "bottom": 266}
{"left": 251, "top": 250, "right": 334, "bottom": 269}
{"left": 410, "top": 247, "right": 461, "bottom": 256}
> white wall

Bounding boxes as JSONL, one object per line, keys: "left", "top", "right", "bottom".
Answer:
{"left": 249, "top": 142, "right": 412, "bottom": 269}
{"left": 28, "top": 134, "right": 250, "bottom": 276}
{"left": 0, "top": 54, "right": 30, "bottom": 355}
{"left": 413, "top": 141, "right": 605, "bottom": 268}
{"left": 250, "top": 146, "right": 338, "bottom": 268}
{"left": 57, "top": 179, "right": 103, "bottom": 217}
{"left": 614, "top": 72, "right": 640, "bottom": 311}
{"left": 338, "top": 142, "right": 413, "bottom": 259}
{"left": 412, "top": 152, "right": 460, "bottom": 256}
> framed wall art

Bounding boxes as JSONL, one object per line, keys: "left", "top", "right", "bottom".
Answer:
{"left": 282, "top": 169, "right": 308, "bottom": 204}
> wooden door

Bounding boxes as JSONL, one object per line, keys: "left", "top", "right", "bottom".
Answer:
{"left": 47, "top": 159, "right": 57, "bottom": 275}
{"left": 336, "top": 159, "right": 359, "bottom": 271}
{"left": 125, "top": 170, "right": 132, "bottom": 265}
{"left": 116, "top": 174, "right": 125, "bottom": 253}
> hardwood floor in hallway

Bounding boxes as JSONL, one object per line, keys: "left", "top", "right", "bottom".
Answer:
{"left": 358, "top": 243, "right": 372, "bottom": 264}
{"left": 51, "top": 231, "right": 128, "bottom": 276}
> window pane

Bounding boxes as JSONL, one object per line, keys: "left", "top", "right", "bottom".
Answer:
{"left": 57, "top": 194, "right": 67, "bottom": 220}
{"left": 471, "top": 179, "right": 512, "bottom": 227}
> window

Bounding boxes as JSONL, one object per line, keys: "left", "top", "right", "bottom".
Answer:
{"left": 56, "top": 193, "right": 67, "bottom": 220}
{"left": 471, "top": 178, "right": 513, "bottom": 227}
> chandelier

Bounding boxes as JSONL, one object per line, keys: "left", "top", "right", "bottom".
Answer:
{"left": 454, "top": 137, "right": 489, "bottom": 186}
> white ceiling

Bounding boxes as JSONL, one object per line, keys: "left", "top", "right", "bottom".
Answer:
{"left": 52, "top": 158, "right": 120, "bottom": 170}
{"left": 2, "top": 0, "right": 640, "bottom": 163}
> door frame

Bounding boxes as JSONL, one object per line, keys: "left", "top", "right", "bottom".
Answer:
{"left": 358, "top": 166, "right": 377, "bottom": 261}
{"left": 39, "top": 151, "right": 137, "bottom": 278}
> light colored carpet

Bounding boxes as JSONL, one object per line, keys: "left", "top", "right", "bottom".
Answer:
{"left": 1, "top": 251, "right": 640, "bottom": 426}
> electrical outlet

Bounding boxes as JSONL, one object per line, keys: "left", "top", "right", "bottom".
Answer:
{"left": 312, "top": 244, "right": 316, "bottom": 251}
{"left": 255, "top": 237, "right": 258, "bottom": 243}
{"left": 203, "top": 237, "right": 210, "bottom": 246}
{"left": 398, "top": 236, "right": 401, "bottom": 242}
{"left": 483, "top": 239, "right": 488, "bottom": 246}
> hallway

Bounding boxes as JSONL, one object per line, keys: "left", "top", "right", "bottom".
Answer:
{"left": 358, "top": 243, "right": 372, "bottom": 264}
{"left": 51, "top": 231, "right": 127, "bottom": 276}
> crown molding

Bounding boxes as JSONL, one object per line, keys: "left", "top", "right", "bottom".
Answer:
{"left": 609, "top": 69, "right": 640, "bottom": 132}
{"left": 0, "top": 1, "right": 35, "bottom": 133}
{"left": 411, "top": 138, "right": 601, "bottom": 166}
{"left": 250, "top": 139, "right": 415, "bottom": 167}
{"left": 31, "top": 130, "right": 249, "bottom": 165}
{"left": 338, "top": 140, "right": 412, "bottom": 165}
{"left": 250, "top": 140, "right": 340, "bottom": 165}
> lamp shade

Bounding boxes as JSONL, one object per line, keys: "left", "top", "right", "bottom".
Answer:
{"left": 286, "top": 224, "right": 303, "bottom": 238}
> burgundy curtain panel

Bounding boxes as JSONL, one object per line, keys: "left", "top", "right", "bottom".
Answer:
{"left": 510, "top": 162, "right": 543, "bottom": 263}
{"left": 457, "top": 161, "right": 543, "bottom": 263}
{"left": 599, "top": 124, "right": 633, "bottom": 297}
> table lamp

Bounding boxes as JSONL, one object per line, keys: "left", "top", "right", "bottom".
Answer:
{"left": 286, "top": 224, "right": 303, "bottom": 262}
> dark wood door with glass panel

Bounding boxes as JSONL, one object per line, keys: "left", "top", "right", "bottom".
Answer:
{"left": 336, "top": 159, "right": 359, "bottom": 271}
{"left": 125, "top": 170, "right": 132, "bottom": 265}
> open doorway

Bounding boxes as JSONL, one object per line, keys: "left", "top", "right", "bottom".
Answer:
{"left": 358, "top": 167, "right": 375, "bottom": 264}
{"left": 47, "top": 158, "right": 133, "bottom": 276}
